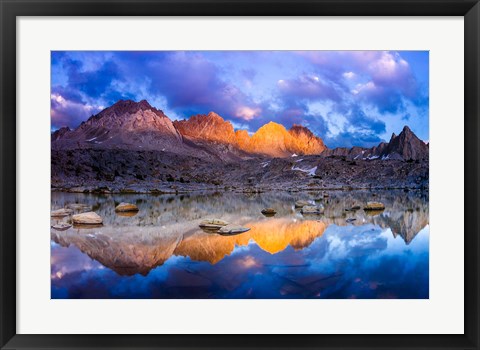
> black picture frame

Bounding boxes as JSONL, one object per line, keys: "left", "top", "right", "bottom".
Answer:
{"left": 1, "top": 0, "right": 479, "bottom": 349}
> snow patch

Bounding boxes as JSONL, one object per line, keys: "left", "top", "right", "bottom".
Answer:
{"left": 260, "top": 161, "right": 271, "bottom": 168}
{"left": 292, "top": 165, "right": 318, "bottom": 176}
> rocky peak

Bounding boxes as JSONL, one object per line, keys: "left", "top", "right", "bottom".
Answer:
{"left": 173, "top": 112, "right": 237, "bottom": 144}
{"left": 288, "top": 124, "right": 326, "bottom": 155}
{"left": 108, "top": 99, "right": 155, "bottom": 115}
{"left": 382, "top": 125, "right": 428, "bottom": 160}
{"left": 207, "top": 111, "right": 224, "bottom": 120}
{"left": 102, "top": 99, "right": 170, "bottom": 125}
{"left": 253, "top": 122, "right": 289, "bottom": 140}
{"left": 52, "top": 99, "right": 184, "bottom": 151}
{"left": 245, "top": 122, "right": 326, "bottom": 157}
{"left": 51, "top": 126, "right": 71, "bottom": 141}
{"left": 79, "top": 99, "right": 170, "bottom": 131}
{"left": 248, "top": 122, "right": 290, "bottom": 156}
{"left": 290, "top": 124, "right": 314, "bottom": 135}
{"left": 235, "top": 129, "right": 251, "bottom": 150}
{"left": 402, "top": 125, "right": 413, "bottom": 133}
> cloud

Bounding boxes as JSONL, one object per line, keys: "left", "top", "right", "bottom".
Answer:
{"left": 288, "top": 51, "right": 427, "bottom": 143}
{"left": 343, "top": 71, "right": 356, "bottom": 79}
{"left": 115, "top": 51, "right": 265, "bottom": 123}
{"left": 51, "top": 93, "right": 103, "bottom": 128}
{"left": 235, "top": 106, "right": 262, "bottom": 121}
{"left": 277, "top": 74, "right": 340, "bottom": 101}
{"left": 299, "top": 51, "right": 422, "bottom": 112}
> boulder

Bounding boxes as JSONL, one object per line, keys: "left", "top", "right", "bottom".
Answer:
{"left": 218, "top": 224, "right": 250, "bottom": 235}
{"left": 261, "top": 208, "right": 277, "bottom": 216}
{"left": 199, "top": 219, "right": 229, "bottom": 230}
{"left": 51, "top": 208, "right": 73, "bottom": 217}
{"left": 115, "top": 202, "right": 139, "bottom": 212}
{"left": 364, "top": 202, "right": 385, "bottom": 211}
{"left": 301, "top": 205, "right": 324, "bottom": 215}
{"left": 72, "top": 212, "right": 103, "bottom": 225}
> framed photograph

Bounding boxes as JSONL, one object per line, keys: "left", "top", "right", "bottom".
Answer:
{"left": 1, "top": 0, "right": 479, "bottom": 349}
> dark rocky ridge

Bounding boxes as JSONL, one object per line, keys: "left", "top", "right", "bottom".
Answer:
{"left": 51, "top": 148, "right": 428, "bottom": 193}
{"left": 321, "top": 126, "right": 428, "bottom": 161}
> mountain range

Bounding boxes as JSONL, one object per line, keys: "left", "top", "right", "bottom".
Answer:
{"left": 52, "top": 99, "right": 428, "bottom": 161}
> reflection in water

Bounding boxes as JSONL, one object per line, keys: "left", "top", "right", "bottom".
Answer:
{"left": 51, "top": 190, "right": 429, "bottom": 298}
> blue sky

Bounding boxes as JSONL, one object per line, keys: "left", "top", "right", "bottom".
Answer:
{"left": 51, "top": 51, "right": 429, "bottom": 148}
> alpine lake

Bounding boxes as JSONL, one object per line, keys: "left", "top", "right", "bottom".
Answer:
{"left": 51, "top": 189, "right": 429, "bottom": 299}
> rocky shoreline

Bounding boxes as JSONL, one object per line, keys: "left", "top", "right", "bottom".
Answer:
{"left": 52, "top": 148, "right": 428, "bottom": 194}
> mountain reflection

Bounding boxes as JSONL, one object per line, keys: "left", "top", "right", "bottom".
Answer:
{"left": 51, "top": 190, "right": 428, "bottom": 277}
{"left": 175, "top": 219, "right": 327, "bottom": 263}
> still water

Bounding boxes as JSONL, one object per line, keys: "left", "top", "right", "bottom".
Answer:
{"left": 51, "top": 190, "right": 429, "bottom": 299}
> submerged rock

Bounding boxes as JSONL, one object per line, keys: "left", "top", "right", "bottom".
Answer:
{"left": 72, "top": 212, "right": 103, "bottom": 225}
{"left": 66, "top": 203, "right": 92, "bottom": 212}
{"left": 51, "top": 208, "right": 73, "bottom": 217}
{"left": 301, "top": 205, "right": 324, "bottom": 215}
{"left": 295, "top": 200, "right": 312, "bottom": 208}
{"left": 345, "top": 205, "right": 361, "bottom": 212}
{"left": 199, "top": 219, "right": 229, "bottom": 230}
{"left": 218, "top": 224, "right": 250, "bottom": 235}
{"left": 364, "top": 202, "right": 385, "bottom": 211}
{"left": 115, "top": 202, "right": 139, "bottom": 212}
{"left": 51, "top": 223, "right": 72, "bottom": 231}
